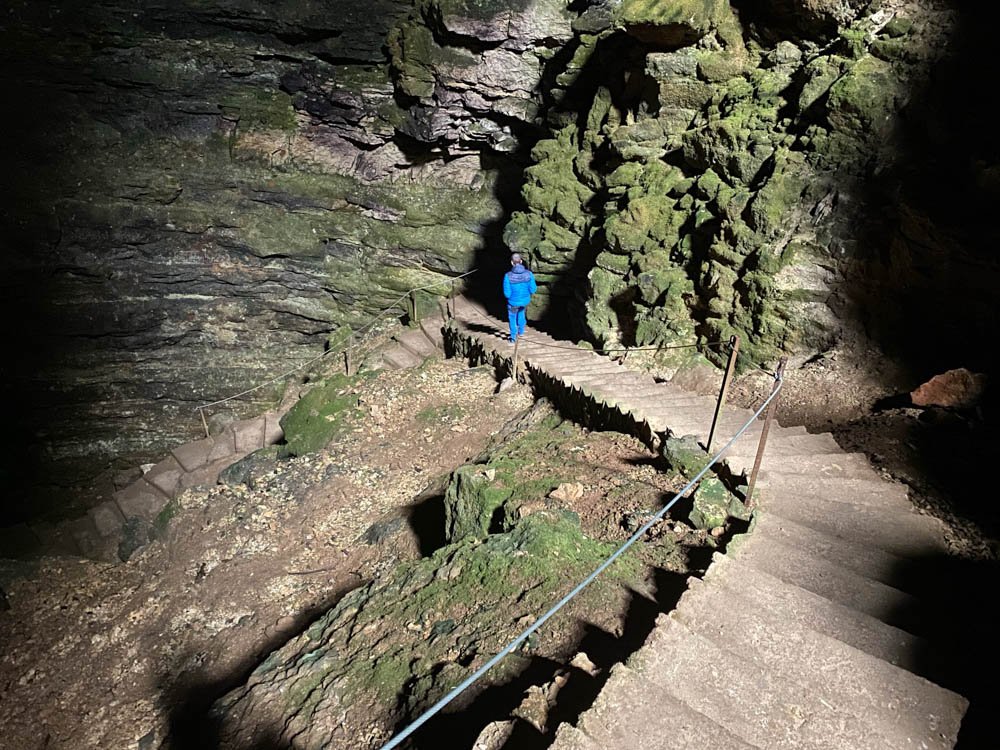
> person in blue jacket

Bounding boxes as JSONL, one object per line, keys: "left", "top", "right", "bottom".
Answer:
{"left": 502, "top": 252, "right": 536, "bottom": 342}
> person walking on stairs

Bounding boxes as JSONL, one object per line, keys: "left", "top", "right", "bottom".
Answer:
{"left": 502, "top": 252, "right": 536, "bottom": 342}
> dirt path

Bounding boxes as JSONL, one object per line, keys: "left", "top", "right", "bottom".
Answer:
{"left": 0, "top": 359, "right": 535, "bottom": 750}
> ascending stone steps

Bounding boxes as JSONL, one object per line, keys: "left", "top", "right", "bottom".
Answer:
{"left": 443, "top": 297, "right": 967, "bottom": 749}
{"left": 380, "top": 311, "right": 447, "bottom": 370}
{"left": 21, "top": 410, "right": 289, "bottom": 562}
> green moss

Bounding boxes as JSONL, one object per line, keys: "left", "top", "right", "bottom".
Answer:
{"left": 826, "top": 55, "right": 900, "bottom": 139}
{"left": 279, "top": 372, "right": 374, "bottom": 456}
{"left": 219, "top": 88, "right": 297, "bottom": 131}
{"left": 152, "top": 499, "right": 180, "bottom": 539}
{"left": 616, "top": 0, "right": 737, "bottom": 43}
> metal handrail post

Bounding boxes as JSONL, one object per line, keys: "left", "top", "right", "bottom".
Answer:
{"left": 408, "top": 290, "right": 420, "bottom": 325}
{"left": 706, "top": 334, "right": 739, "bottom": 453}
{"left": 512, "top": 337, "right": 521, "bottom": 382}
{"left": 744, "top": 357, "right": 787, "bottom": 510}
{"left": 344, "top": 334, "right": 355, "bottom": 376}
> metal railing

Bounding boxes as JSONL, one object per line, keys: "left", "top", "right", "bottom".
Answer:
{"left": 377, "top": 361, "right": 786, "bottom": 750}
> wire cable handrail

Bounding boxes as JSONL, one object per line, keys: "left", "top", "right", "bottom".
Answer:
{"left": 377, "top": 373, "right": 785, "bottom": 750}
{"left": 194, "top": 268, "right": 479, "bottom": 414}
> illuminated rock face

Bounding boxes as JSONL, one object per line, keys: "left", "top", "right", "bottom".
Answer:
{"left": 1, "top": 1, "right": 998, "bottom": 519}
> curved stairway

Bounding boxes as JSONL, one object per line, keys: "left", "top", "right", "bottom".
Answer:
{"left": 444, "top": 296, "right": 968, "bottom": 749}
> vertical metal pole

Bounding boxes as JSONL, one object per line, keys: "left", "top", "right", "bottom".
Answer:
{"left": 409, "top": 290, "right": 420, "bottom": 325}
{"left": 706, "top": 335, "right": 740, "bottom": 453}
{"left": 199, "top": 407, "right": 210, "bottom": 438}
{"left": 344, "top": 335, "right": 354, "bottom": 376}
{"left": 512, "top": 337, "right": 521, "bottom": 382}
{"left": 448, "top": 279, "right": 456, "bottom": 319}
{"left": 745, "top": 357, "right": 787, "bottom": 510}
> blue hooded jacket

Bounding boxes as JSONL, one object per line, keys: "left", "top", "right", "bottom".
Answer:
{"left": 503, "top": 263, "right": 537, "bottom": 308}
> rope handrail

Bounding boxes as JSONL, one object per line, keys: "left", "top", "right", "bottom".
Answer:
{"left": 194, "top": 268, "right": 479, "bottom": 414}
{"left": 377, "top": 372, "right": 785, "bottom": 750}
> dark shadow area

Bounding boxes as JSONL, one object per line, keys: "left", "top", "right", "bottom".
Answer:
{"left": 403, "top": 479, "right": 450, "bottom": 557}
{"left": 403, "top": 567, "right": 694, "bottom": 750}
{"left": 883, "top": 553, "right": 1000, "bottom": 748}
{"left": 159, "top": 578, "right": 364, "bottom": 750}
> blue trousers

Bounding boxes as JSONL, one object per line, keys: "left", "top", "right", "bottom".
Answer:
{"left": 507, "top": 305, "right": 526, "bottom": 340}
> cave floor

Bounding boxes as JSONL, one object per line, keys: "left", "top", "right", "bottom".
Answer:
{"left": 1, "top": 342, "right": 995, "bottom": 750}
{"left": 0, "top": 356, "right": 710, "bottom": 750}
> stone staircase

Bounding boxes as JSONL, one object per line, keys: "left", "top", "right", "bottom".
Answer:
{"left": 2, "top": 410, "right": 288, "bottom": 563}
{"left": 379, "top": 311, "right": 447, "bottom": 370}
{"left": 442, "top": 296, "right": 968, "bottom": 749}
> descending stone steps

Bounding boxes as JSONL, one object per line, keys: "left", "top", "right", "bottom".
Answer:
{"left": 554, "top": 664, "right": 757, "bottom": 750}
{"left": 673, "top": 576, "right": 963, "bottom": 749}
{"left": 11, "top": 410, "right": 291, "bottom": 562}
{"left": 443, "top": 297, "right": 967, "bottom": 750}
{"left": 704, "top": 553, "right": 929, "bottom": 675}
{"left": 640, "top": 616, "right": 901, "bottom": 749}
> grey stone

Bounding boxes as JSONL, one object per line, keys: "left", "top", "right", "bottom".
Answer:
{"left": 171, "top": 436, "right": 216, "bottom": 472}
{"left": 144, "top": 455, "right": 185, "bottom": 497}
{"left": 233, "top": 416, "right": 267, "bottom": 454}
{"left": 88, "top": 501, "right": 126, "bottom": 537}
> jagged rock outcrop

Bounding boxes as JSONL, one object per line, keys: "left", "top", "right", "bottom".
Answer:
{"left": 503, "top": 0, "right": 973, "bottom": 369}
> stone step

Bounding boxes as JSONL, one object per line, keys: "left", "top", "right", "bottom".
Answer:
{"left": 208, "top": 425, "right": 238, "bottom": 460}
{"left": 705, "top": 552, "right": 930, "bottom": 677}
{"left": 263, "top": 411, "right": 284, "bottom": 445}
{"left": 396, "top": 328, "right": 439, "bottom": 359}
{"left": 556, "top": 368, "right": 630, "bottom": 385}
{"left": 754, "top": 490, "right": 948, "bottom": 559}
{"left": 755, "top": 471, "right": 912, "bottom": 509}
{"left": 171, "top": 435, "right": 216, "bottom": 472}
{"left": 178, "top": 455, "right": 241, "bottom": 492}
{"left": 549, "top": 725, "right": 601, "bottom": 750}
{"left": 731, "top": 535, "right": 927, "bottom": 634}
{"left": 419, "top": 317, "right": 445, "bottom": 349}
{"left": 728, "top": 451, "right": 880, "bottom": 481}
{"left": 637, "top": 615, "right": 900, "bottom": 749}
{"left": 751, "top": 512, "right": 915, "bottom": 591}
{"left": 234, "top": 415, "right": 267, "bottom": 453}
{"left": 674, "top": 576, "right": 966, "bottom": 750}
{"left": 641, "top": 394, "right": 719, "bottom": 411}
{"left": 64, "top": 516, "right": 110, "bottom": 561}
{"left": 723, "top": 432, "right": 843, "bottom": 456}
{"left": 144, "top": 454, "right": 185, "bottom": 497}
{"left": 451, "top": 297, "right": 490, "bottom": 319}
{"left": 88, "top": 501, "right": 126, "bottom": 537}
{"left": 382, "top": 346, "right": 424, "bottom": 369}
{"left": 529, "top": 357, "right": 617, "bottom": 374}
{"left": 562, "top": 664, "right": 757, "bottom": 750}
{"left": 115, "top": 479, "right": 168, "bottom": 521}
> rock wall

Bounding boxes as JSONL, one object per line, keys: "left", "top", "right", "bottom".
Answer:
{"left": 504, "top": 0, "right": 997, "bottom": 372}
{"left": 3, "top": 0, "right": 998, "bottom": 521}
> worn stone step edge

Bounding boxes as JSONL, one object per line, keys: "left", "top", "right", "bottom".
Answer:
{"left": 732, "top": 534, "right": 927, "bottom": 634}
{"left": 706, "top": 552, "right": 931, "bottom": 676}
{"left": 755, "top": 494, "right": 948, "bottom": 558}
{"left": 635, "top": 614, "right": 902, "bottom": 750}
{"left": 569, "top": 663, "right": 758, "bottom": 750}
{"left": 673, "top": 577, "right": 965, "bottom": 749}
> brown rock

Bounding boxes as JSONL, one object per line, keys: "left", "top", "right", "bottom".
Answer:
{"left": 911, "top": 368, "right": 987, "bottom": 409}
{"left": 549, "top": 482, "right": 584, "bottom": 502}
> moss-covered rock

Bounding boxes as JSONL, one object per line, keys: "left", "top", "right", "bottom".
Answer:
{"left": 279, "top": 373, "right": 373, "bottom": 456}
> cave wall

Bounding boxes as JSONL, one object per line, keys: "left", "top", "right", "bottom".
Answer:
{"left": 0, "top": 0, "right": 568, "bottom": 519}
{"left": 2, "top": 0, "right": 997, "bottom": 522}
